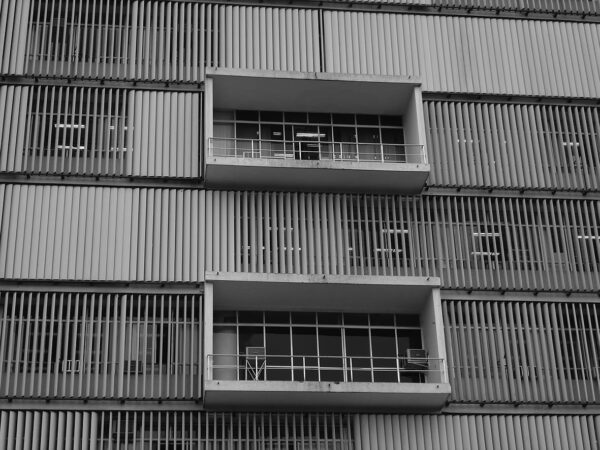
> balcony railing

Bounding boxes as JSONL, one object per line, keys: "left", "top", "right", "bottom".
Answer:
{"left": 207, "top": 354, "right": 445, "bottom": 383}
{"left": 208, "top": 137, "right": 427, "bottom": 164}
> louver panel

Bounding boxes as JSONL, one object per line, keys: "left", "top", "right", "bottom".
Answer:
{"left": 0, "top": 291, "right": 202, "bottom": 400}
{"left": 205, "top": 191, "right": 600, "bottom": 292}
{"left": 25, "top": 0, "right": 205, "bottom": 81}
{"left": 352, "top": 414, "right": 600, "bottom": 450}
{"left": 0, "top": 184, "right": 204, "bottom": 281}
{"left": 0, "top": 86, "right": 201, "bottom": 177}
{"left": 444, "top": 299, "right": 600, "bottom": 404}
{"left": 432, "top": 0, "right": 600, "bottom": 15}
{"left": 0, "top": 0, "right": 31, "bottom": 75}
{"left": 0, "top": 411, "right": 597, "bottom": 449}
{"left": 0, "top": 411, "right": 355, "bottom": 449}
{"left": 425, "top": 101, "right": 600, "bottom": 191}
{"left": 207, "top": 4, "right": 321, "bottom": 72}
{"left": 323, "top": 12, "right": 600, "bottom": 98}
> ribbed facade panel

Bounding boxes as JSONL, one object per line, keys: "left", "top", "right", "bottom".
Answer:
{"left": 205, "top": 191, "right": 600, "bottom": 292}
{"left": 0, "top": 410, "right": 598, "bottom": 449}
{"left": 352, "top": 414, "right": 600, "bottom": 449}
{"left": 25, "top": 0, "right": 205, "bottom": 81}
{"left": 208, "top": 4, "right": 322, "bottom": 73}
{"left": 0, "top": 0, "right": 30, "bottom": 75}
{"left": 4, "top": 1, "right": 598, "bottom": 97}
{"left": 0, "top": 184, "right": 204, "bottom": 281}
{"left": 0, "top": 291, "right": 201, "bottom": 400}
{"left": 0, "top": 85, "right": 201, "bottom": 178}
{"left": 323, "top": 11, "right": 600, "bottom": 98}
{"left": 444, "top": 298, "right": 600, "bottom": 404}
{"left": 425, "top": 100, "right": 600, "bottom": 191}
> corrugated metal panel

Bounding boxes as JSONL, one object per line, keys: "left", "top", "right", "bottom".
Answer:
{"left": 444, "top": 298, "right": 600, "bottom": 404}
{"left": 432, "top": 0, "right": 600, "bottom": 15}
{"left": 0, "top": 411, "right": 355, "bottom": 448}
{"left": 207, "top": 4, "right": 321, "bottom": 72}
{"left": 0, "top": 0, "right": 31, "bottom": 75}
{"left": 352, "top": 414, "right": 600, "bottom": 450}
{"left": 0, "top": 85, "right": 201, "bottom": 177}
{"left": 0, "top": 291, "right": 201, "bottom": 400}
{"left": 0, "top": 411, "right": 597, "bottom": 449}
{"left": 25, "top": 0, "right": 205, "bottom": 81}
{"left": 323, "top": 11, "right": 600, "bottom": 98}
{"left": 0, "top": 184, "right": 204, "bottom": 281}
{"left": 425, "top": 100, "right": 600, "bottom": 191}
{"left": 205, "top": 191, "right": 600, "bottom": 292}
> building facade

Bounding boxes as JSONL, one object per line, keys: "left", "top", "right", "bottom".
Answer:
{"left": 0, "top": 0, "right": 599, "bottom": 448}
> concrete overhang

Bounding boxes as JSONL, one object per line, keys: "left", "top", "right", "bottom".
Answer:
{"left": 205, "top": 68, "right": 420, "bottom": 115}
{"left": 204, "top": 68, "right": 430, "bottom": 194}
{"left": 204, "top": 158, "right": 430, "bottom": 194}
{"left": 205, "top": 272, "right": 440, "bottom": 313}
{"left": 204, "top": 380, "right": 451, "bottom": 412}
{"left": 203, "top": 272, "right": 450, "bottom": 411}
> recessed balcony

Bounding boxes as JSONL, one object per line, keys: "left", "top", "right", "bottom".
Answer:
{"left": 202, "top": 272, "right": 451, "bottom": 411}
{"left": 204, "top": 68, "right": 430, "bottom": 193}
{"left": 206, "top": 137, "right": 428, "bottom": 193}
{"left": 205, "top": 353, "right": 448, "bottom": 411}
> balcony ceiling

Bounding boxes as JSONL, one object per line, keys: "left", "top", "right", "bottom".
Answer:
{"left": 206, "top": 68, "right": 420, "bottom": 115}
{"left": 205, "top": 272, "right": 440, "bottom": 314}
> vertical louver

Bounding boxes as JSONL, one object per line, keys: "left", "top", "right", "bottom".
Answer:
{"left": 0, "top": 184, "right": 204, "bottom": 281}
{"left": 425, "top": 100, "right": 600, "bottom": 191}
{"left": 0, "top": 85, "right": 201, "bottom": 177}
{"left": 0, "top": 291, "right": 201, "bottom": 400}
{"left": 205, "top": 191, "right": 600, "bottom": 292}
{"left": 444, "top": 299, "right": 600, "bottom": 404}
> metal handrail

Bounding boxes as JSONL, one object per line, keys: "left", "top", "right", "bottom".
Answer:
{"left": 207, "top": 353, "right": 444, "bottom": 383}
{"left": 208, "top": 137, "right": 427, "bottom": 164}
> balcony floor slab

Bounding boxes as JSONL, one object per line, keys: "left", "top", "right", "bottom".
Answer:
{"left": 204, "top": 380, "right": 451, "bottom": 412}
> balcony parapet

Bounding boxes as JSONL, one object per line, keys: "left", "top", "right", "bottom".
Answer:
{"left": 209, "top": 138, "right": 427, "bottom": 165}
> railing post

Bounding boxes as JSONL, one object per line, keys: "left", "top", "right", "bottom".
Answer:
{"left": 303, "top": 356, "right": 306, "bottom": 381}
{"left": 349, "top": 357, "right": 353, "bottom": 382}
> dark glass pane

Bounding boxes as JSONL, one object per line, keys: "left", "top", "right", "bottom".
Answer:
{"left": 309, "top": 112, "right": 331, "bottom": 124}
{"left": 369, "top": 314, "right": 394, "bottom": 327}
{"left": 239, "top": 326, "right": 264, "bottom": 350}
{"left": 239, "top": 326, "right": 264, "bottom": 381}
{"left": 398, "top": 330, "right": 424, "bottom": 382}
{"left": 332, "top": 113, "right": 355, "bottom": 125}
{"left": 317, "top": 312, "right": 342, "bottom": 325}
{"left": 371, "top": 329, "right": 398, "bottom": 382}
{"left": 357, "top": 127, "right": 380, "bottom": 143}
{"left": 265, "top": 311, "right": 290, "bottom": 324}
{"left": 395, "top": 314, "right": 421, "bottom": 327}
{"left": 214, "top": 311, "right": 237, "bottom": 323}
{"left": 236, "top": 110, "right": 259, "bottom": 121}
{"left": 261, "top": 111, "right": 283, "bottom": 122}
{"left": 214, "top": 110, "right": 234, "bottom": 121}
{"left": 344, "top": 313, "right": 368, "bottom": 326}
{"left": 356, "top": 114, "right": 379, "bottom": 125}
{"left": 292, "top": 327, "right": 318, "bottom": 381}
{"left": 261, "top": 124, "right": 284, "bottom": 141}
{"left": 333, "top": 127, "right": 356, "bottom": 143}
{"left": 380, "top": 115, "right": 403, "bottom": 126}
{"left": 265, "top": 327, "right": 292, "bottom": 381}
{"left": 238, "top": 311, "right": 263, "bottom": 324}
{"left": 236, "top": 123, "right": 259, "bottom": 140}
{"left": 285, "top": 112, "right": 307, "bottom": 123}
{"left": 291, "top": 312, "right": 316, "bottom": 325}
{"left": 318, "top": 328, "right": 344, "bottom": 382}
{"left": 381, "top": 128, "right": 403, "bottom": 144}
{"left": 345, "top": 328, "right": 371, "bottom": 382}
